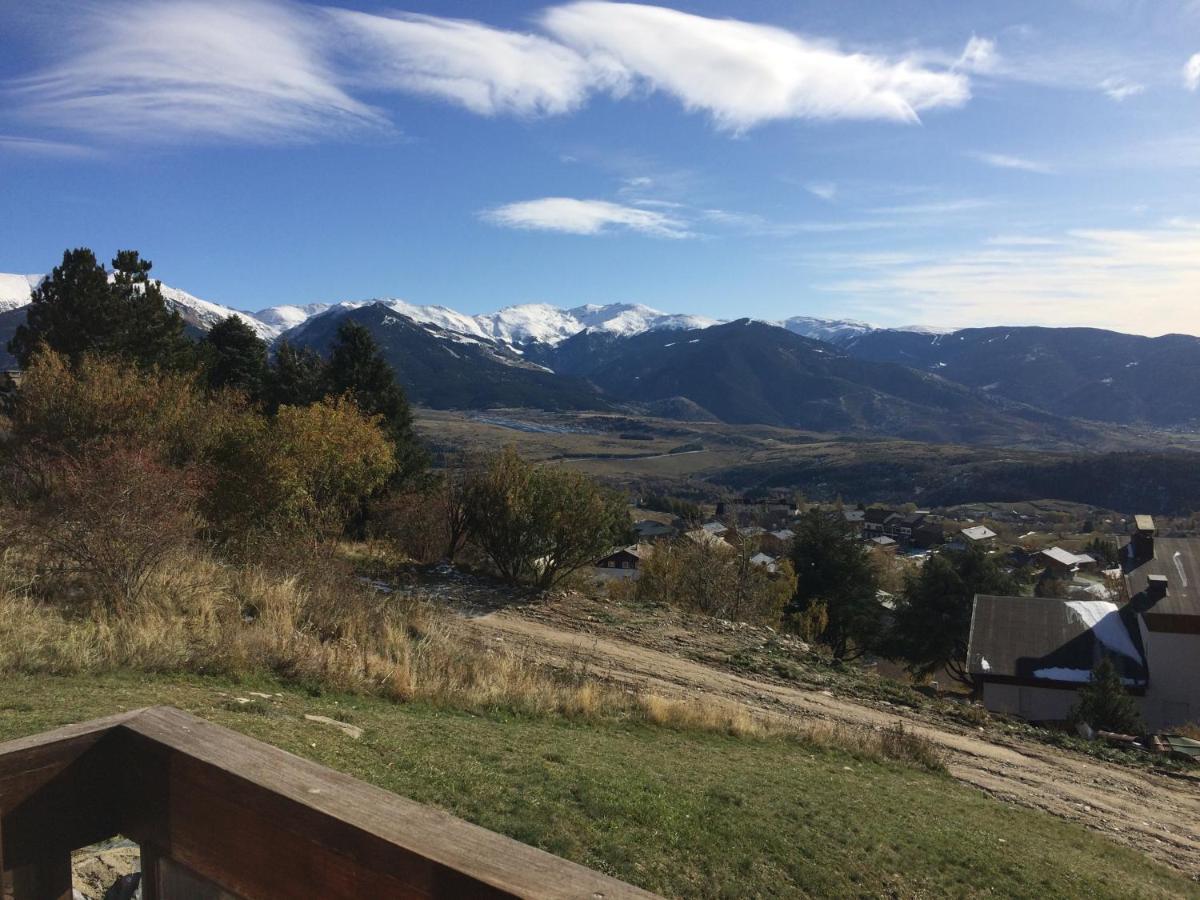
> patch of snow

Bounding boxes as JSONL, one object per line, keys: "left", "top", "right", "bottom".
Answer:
{"left": 663, "top": 342, "right": 676, "bottom": 347}
{"left": 253, "top": 302, "right": 330, "bottom": 331}
{"left": 1100, "top": 377, "right": 1113, "bottom": 385}
{"left": 1125, "top": 361, "right": 1139, "bottom": 367}
{"left": 0, "top": 274, "right": 41, "bottom": 312}
{"left": 1175, "top": 551, "right": 1188, "bottom": 588}
{"left": 1063, "top": 600, "right": 1142, "bottom": 663}
{"left": 1033, "top": 667, "right": 1094, "bottom": 683}
{"left": 980, "top": 657, "right": 991, "bottom": 672}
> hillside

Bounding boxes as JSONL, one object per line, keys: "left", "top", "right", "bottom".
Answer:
{"left": 3, "top": 571, "right": 1197, "bottom": 898}
{"left": 841, "top": 326, "right": 1200, "bottom": 427}
{"left": 535, "top": 320, "right": 1097, "bottom": 446}
{"left": 283, "top": 303, "right": 607, "bottom": 410}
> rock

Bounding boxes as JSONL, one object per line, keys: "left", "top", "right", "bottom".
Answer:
{"left": 304, "top": 714, "right": 363, "bottom": 739}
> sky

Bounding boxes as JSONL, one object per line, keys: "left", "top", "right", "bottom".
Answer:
{"left": 3, "top": 0, "right": 1200, "bottom": 335}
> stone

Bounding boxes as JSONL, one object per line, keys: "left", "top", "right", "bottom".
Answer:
{"left": 304, "top": 714, "right": 363, "bottom": 739}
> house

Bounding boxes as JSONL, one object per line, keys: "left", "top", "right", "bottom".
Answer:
{"left": 869, "top": 535, "right": 898, "bottom": 552}
{"left": 1040, "top": 546, "right": 1097, "bottom": 575}
{"left": 910, "top": 521, "right": 945, "bottom": 549}
{"left": 968, "top": 514, "right": 1200, "bottom": 729}
{"left": 749, "top": 552, "right": 777, "bottom": 572}
{"left": 967, "top": 595, "right": 1147, "bottom": 723}
{"left": 701, "top": 521, "right": 728, "bottom": 535}
{"left": 633, "top": 519, "right": 676, "bottom": 541}
{"left": 862, "top": 507, "right": 898, "bottom": 536}
{"left": 1121, "top": 516, "right": 1200, "bottom": 728}
{"left": 960, "top": 525, "right": 998, "bottom": 546}
{"left": 737, "top": 525, "right": 767, "bottom": 539}
{"left": 594, "top": 543, "right": 654, "bottom": 579}
{"left": 842, "top": 508, "right": 866, "bottom": 526}
{"left": 685, "top": 528, "right": 733, "bottom": 551}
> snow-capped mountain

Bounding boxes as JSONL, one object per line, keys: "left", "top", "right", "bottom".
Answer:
{"left": 156, "top": 284, "right": 278, "bottom": 341}
{"left": 288, "top": 299, "right": 720, "bottom": 347}
{"left": 253, "top": 303, "right": 332, "bottom": 332}
{"left": 0, "top": 274, "right": 43, "bottom": 313}
{"left": 774, "top": 315, "right": 875, "bottom": 344}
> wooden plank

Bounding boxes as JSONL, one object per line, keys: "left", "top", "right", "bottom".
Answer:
{"left": 4, "top": 850, "right": 72, "bottom": 900}
{"left": 0, "top": 718, "right": 136, "bottom": 870}
{"left": 124, "top": 707, "right": 659, "bottom": 900}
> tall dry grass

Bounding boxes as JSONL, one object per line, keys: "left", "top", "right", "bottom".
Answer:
{"left": 0, "top": 547, "right": 947, "bottom": 770}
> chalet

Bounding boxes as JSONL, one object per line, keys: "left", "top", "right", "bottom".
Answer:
{"left": 1039, "top": 546, "right": 1097, "bottom": 575}
{"left": 685, "top": 528, "right": 733, "bottom": 551}
{"left": 633, "top": 519, "right": 676, "bottom": 541}
{"left": 910, "top": 520, "right": 945, "bottom": 549}
{"left": 967, "top": 595, "right": 1147, "bottom": 723}
{"left": 749, "top": 552, "right": 777, "bottom": 572}
{"left": 960, "top": 525, "right": 997, "bottom": 546}
{"left": 968, "top": 515, "right": 1200, "bottom": 729}
{"left": 862, "top": 507, "right": 899, "bottom": 536}
{"left": 594, "top": 543, "right": 654, "bottom": 579}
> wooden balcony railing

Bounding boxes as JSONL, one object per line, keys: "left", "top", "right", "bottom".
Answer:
{"left": 0, "top": 706, "right": 659, "bottom": 899}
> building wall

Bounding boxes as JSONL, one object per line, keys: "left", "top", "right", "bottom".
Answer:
{"left": 980, "top": 682, "right": 1080, "bottom": 723}
{"left": 1138, "top": 624, "right": 1200, "bottom": 730}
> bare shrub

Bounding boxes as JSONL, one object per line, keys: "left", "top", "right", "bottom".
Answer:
{"left": 15, "top": 444, "right": 204, "bottom": 614}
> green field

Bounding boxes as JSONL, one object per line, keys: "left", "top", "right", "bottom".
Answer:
{"left": 1, "top": 672, "right": 1193, "bottom": 899}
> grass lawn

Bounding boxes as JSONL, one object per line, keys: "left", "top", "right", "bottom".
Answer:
{"left": 0, "top": 672, "right": 1193, "bottom": 899}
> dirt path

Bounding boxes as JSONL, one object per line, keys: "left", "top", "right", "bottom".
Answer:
{"left": 460, "top": 607, "right": 1200, "bottom": 880}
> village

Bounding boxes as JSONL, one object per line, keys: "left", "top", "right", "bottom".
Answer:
{"left": 591, "top": 494, "right": 1200, "bottom": 758}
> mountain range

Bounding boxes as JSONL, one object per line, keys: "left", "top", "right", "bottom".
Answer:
{"left": 3, "top": 271, "right": 1199, "bottom": 440}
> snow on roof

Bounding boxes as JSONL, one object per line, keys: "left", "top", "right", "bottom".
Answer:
{"left": 1041, "top": 546, "right": 1094, "bottom": 567}
{"left": 961, "top": 525, "right": 997, "bottom": 541}
{"left": 1063, "top": 600, "right": 1143, "bottom": 664}
{"left": 701, "top": 521, "right": 728, "bottom": 534}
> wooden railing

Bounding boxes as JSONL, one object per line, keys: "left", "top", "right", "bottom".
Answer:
{"left": 0, "top": 706, "right": 659, "bottom": 899}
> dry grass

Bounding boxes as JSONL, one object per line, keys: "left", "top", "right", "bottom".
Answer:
{"left": 0, "top": 546, "right": 946, "bottom": 770}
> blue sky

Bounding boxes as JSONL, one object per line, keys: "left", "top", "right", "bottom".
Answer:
{"left": 3, "top": 0, "right": 1200, "bottom": 335}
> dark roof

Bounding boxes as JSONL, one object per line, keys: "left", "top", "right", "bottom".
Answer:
{"left": 1122, "top": 536, "right": 1200, "bottom": 617}
{"left": 863, "top": 508, "right": 896, "bottom": 525}
{"left": 967, "top": 595, "right": 1147, "bottom": 686}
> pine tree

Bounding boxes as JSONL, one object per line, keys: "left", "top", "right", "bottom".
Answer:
{"left": 324, "top": 320, "right": 425, "bottom": 480}
{"left": 204, "top": 315, "right": 269, "bottom": 401}
{"left": 268, "top": 340, "right": 327, "bottom": 412}
{"left": 108, "top": 250, "right": 194, "bottom": 370}
{"left": 787, "top": 509, "right": 882, "bottom": 660}
{"left": 888, "top": 544, "right": 1022, "bottom": 683}
{"left": 9, "top": 248, "right": 116, "bottom": 367}
{"left": 8, "top": 248, "right": 194, "bottom": 371}
{"left": 1071, "top": 657, "right": 1143, "bottom": 735}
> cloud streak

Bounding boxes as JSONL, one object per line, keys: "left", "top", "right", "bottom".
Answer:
{"left": 481, "top": 197, "right": 692, "bottom": 237}
{"left": 541, "top": 2, "right": 969, "bottom": 130}
{"left": 971, "top": 152, "right": 1054, "bottom": 174}
{"left": 822, "top": 221, "right": 1200, "bottom": 336}
{"left": 6, "top": 0, "right": 975, "bottom": 143}
{"left": 9, "top": 0, "right": 383, "bottom": 142}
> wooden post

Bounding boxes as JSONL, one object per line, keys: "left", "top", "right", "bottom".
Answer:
{"left": 2, "top": 851, "right": 73, "bottom": 900}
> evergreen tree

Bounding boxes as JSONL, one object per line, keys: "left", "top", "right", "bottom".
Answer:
{"left": 268, "top": 340, "right": 326, "bottom": 411}
{"left": 787, "top": 509, "right": 883, "bottom": 660}
{"left": 9, "top": 248, "right": 116, "bottom": 367}
{"left": 109, "top": 250, "right": 194, "bottom": 370}
{"left": 889, "top": 544, "right": 1022, "bottom": 683}
{"left": 1070, "top": 657, "right": 1143, "bottom": 734}
{"left": 324, "top": 320, "right": 425, "bottom": 480}
{"left": 204, "top": 315, "right": 269, "bottom": 401}
{"left": 8, "top": 248, "right": 193, "bottom": 371}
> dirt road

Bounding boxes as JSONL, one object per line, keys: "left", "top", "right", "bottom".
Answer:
{"left": 458, "top": 604, "right": 1200, "bottom": 880}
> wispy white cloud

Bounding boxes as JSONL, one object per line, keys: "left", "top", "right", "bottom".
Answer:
{"left": 8, "top": 1, "right": 978, "bottom": 144}
{"left": 328, "top": 10, "right": 618, "bottom": 117}
{"left": 822, "top": 221, "right": 1200, "bottom": 335}
{"left": 970, "top": 152, "right": 1054, "bottom": 174}
{"left": 481, "top": 197, "right": 692, "bottom": 237}
{"left": 9, "top": 0, "right": 383, "bottom": 142}
{"left": 1099, "top": 76, "right": 1144, "bottom": 101}
{"left": 955, "top": 36, "right": 998, "bottom": 74}
{"left": 868, "top": 197, "right": 996, "bottom": 215}
{"left": 0, "top": 134, "right": 94, "bottom": 157}
{"left": 806, "top": 182, "right": 837, "bottom": 201}
{"left": 540, "top": 1, "right": 970, "bottom": 131}
{"left": 1185, "top": 53, "right": 1200, "bottom": 90}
